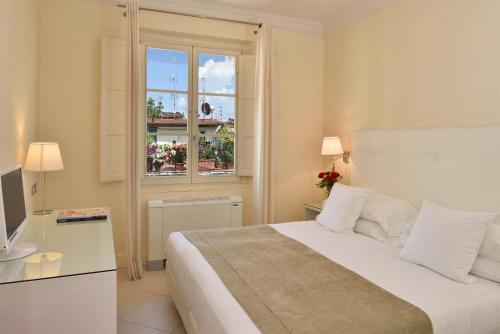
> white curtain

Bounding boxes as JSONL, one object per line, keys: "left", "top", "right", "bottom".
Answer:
{"left": 253, "top": 21, "right": 275, "bottom": 225}
{"left": 125, "top": 0, "right": 142, "bottom": 280}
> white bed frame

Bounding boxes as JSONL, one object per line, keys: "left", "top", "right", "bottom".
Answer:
{"left": 166, "top": 265, "right": 201, "bottom": 334}
{"left": 168, "top": 125, "right": 500, "bottom": 333}
{"left": 351, "top": 126, "right": 500, "bottom": 216}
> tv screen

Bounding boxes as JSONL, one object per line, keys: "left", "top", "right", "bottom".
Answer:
{"left": 1, "top": 168, "right": 26, "bottom": 240}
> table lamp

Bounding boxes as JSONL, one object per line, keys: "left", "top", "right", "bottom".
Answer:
{"left": 24, "top": 142, "right": 64, "bottom": 215}
{"left": 321, "top": 136, "right": 350, "bottom": 167}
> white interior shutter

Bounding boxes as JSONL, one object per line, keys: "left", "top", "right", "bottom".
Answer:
{"left": 237, "top": 55, "right": 256, "bottom": 176}
{"left": 100, "top": 37, "right": 126, "bottom": 182}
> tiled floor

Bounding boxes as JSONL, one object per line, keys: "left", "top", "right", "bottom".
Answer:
{"left": 117, "top": 268, "right": 186, "bottom": 334}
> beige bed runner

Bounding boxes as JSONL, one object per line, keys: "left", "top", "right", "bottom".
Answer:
{"left": 182, "top": 225, "right": 433, "bottom": 334}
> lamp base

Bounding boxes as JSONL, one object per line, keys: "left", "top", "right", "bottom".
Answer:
{"left": 33, "top": 209, "right": 55, "bottom": 215}
{"left": 0, "top": 242, "right": 37, "bottom": 262}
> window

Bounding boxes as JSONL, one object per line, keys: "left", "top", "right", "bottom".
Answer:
{"left": 145, "top": 45, "right": 238, "bottom": 181}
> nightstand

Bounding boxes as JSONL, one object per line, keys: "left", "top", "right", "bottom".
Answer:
{"left": 304, "top": 201, "right": 324, "bottom": 220}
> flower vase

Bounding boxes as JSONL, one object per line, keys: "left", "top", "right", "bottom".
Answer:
{"left": 327, "top": 185, "right": 333, "bottom": 196}
{"left": 327, "top": 180, "right": 338, "bottom": 196}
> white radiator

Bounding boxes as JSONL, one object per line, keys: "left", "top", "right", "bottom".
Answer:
{"left": 147, "top": 196, "right": 243, "bottom": 270}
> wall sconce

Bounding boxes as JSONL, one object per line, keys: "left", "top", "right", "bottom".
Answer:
{"left": 321, "top": 136, "right": 350, "bottom": 164}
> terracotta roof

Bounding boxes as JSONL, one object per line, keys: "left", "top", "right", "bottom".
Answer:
{"left": 160, "top": 111, "right": 184, "bottom": 119}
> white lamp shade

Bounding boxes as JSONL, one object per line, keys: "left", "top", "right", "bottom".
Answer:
{"left": 321, "top": 137, "right": 344, "bottom": 156}
{"left": 24, "top": 142, "right": 64, "bottom": 172}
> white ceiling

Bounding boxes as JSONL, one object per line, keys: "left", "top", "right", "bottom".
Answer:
{"left": 141, "top": 0, "right": 394, "bottom": 32}
{"left": 197, "top": 0, "right": 375, "bottom": 21}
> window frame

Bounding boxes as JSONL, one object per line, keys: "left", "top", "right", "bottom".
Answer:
{"left": 141, "top": 38, "right": 241, "bottom": 185}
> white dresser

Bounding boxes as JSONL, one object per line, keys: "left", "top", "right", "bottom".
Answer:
{"left": 0, "top": 213, "right": 117, "bottom": 334}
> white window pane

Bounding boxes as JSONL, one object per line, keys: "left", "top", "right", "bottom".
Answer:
{"left": 147, "top": 48, "right": 188, "bottom": 91}
{"left": 198, "top": 53, "right": 236, "bottom": 94}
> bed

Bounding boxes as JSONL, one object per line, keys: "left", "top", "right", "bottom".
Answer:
{"left": 165, "top": 126, "right": 500, "bottom": 334}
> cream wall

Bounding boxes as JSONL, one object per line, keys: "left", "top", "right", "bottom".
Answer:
{"left": 324, "top": 0, "right": 500, "bottom": 182}
{"left": 273, "top": 29, "right": 325, "bottom": 222}
{"left": 39, "top": 0, "right": 127, "bottom": 258}
{"left": 140, "top": 11, "right": 257, "bottom": 42}
{"left": 0, "top": 0, "right": 41, "bottom": 212}
{"left": 38, "top": 2, "right": 324, "bottom": 266}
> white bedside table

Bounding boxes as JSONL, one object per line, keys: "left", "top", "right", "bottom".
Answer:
{"left": 304, "top": 201, "right": 324, "bottom": 220}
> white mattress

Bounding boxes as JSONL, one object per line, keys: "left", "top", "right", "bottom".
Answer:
{"left": 166, "top": 221, "right": 500, "bottom": 334}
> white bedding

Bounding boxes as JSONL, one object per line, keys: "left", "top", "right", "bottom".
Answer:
{"left": 166, "top": 221, "right": 500, "bottom": 334}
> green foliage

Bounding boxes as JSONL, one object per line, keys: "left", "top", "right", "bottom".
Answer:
{"left": 155, "top": 98, "right": 164, "bottom": 116}
{"left": 146, "top": 97, "right": 157, "bottom": 119}
{"left": 147, "top": 97, "right": 163, "bottom": 119}
{"left": 147, "top": 134, "right": 155, "bottom": 146}
{"left": 201, "top": 146, "right": 216, "bottom": 160}
{"left": 217, "top": 126, "right": 235, "bottom": 164}
{"left": 198, "top": 128, "right": 234, "bottom": 165}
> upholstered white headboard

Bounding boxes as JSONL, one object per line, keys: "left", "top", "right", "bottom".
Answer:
{"left": 351, "top": 126, "right": 500, "bottom": 215}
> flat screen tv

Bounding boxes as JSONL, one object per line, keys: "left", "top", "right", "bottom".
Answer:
{"left": 0, "top": 166, "right": 36, "bottom": 261}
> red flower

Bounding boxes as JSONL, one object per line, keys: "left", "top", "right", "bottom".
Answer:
{"left": 332, "top": 172, "right": 341, "bottom": 178}
{"left": 326, "top": 175, "right": 334, "bottom": 183}
{"left": 318, "top": 172, "right": 325, "bottom": 178}
{"left": 325, "top": 171, "right": 330, "bottom": 176}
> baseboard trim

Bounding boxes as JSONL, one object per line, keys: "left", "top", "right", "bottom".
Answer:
{"left": 115, "top": 252, "right": 148, "bottom": 269}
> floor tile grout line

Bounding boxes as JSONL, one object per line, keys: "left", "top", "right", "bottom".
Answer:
{"left": 119, "top": 318, "right": 169, "bottom": 333}
{"left": 118, "top": 291, "right": 181, "bottom": 331}
{"left": 118, "top": 284, "right": 167, "bottom": 297}
{"left": 117, "top": 291, "right": 158, "bottom": 320}
{"left": 169, "top": 323, "right": 183, "bottom": 334}
{"left": 117, "top": 268, "right": 179, "bottom": 333}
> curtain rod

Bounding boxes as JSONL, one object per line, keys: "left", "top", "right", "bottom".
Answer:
{"left": 117, "top": 4, "right": 262, "bottom": 29}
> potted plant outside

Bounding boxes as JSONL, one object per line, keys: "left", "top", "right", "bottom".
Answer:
{"left": 171, "top": 145, "right": 187, "bottom": 171}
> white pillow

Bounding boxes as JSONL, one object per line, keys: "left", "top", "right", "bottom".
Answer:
{"left": 354, "top": 219, "right": 389, "bottom": 242}
{"left": 478, "top": 222, "right": 500, "bottom": 262}
{"left": 361, "top": 193, "right": 418, "bottom": 238}
{"left": 470, "top": 256, "right": 500, "bottom": 283}
{"left": 316, "top": 183, "right": 370, "bottom": 234}
{"left": 354, "top": 219, "right": 405, "bottom": 248}
{"left": 399, "top": 215, "right": 500, "bottom": 253}
{"left": 400, "top": 200, "right": 496, "bottom": 283}
{"left": 397, "top": 222, "right": 415, "bottom": 248}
